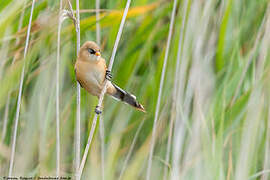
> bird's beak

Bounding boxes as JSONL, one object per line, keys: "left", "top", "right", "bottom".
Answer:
{"left": 95, "top": 52, "right": 101, "bottom": 56}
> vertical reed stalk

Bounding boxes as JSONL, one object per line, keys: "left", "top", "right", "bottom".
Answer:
{"left": 9, "top": 0, "right": 36, "bottom": 176}
{"left": 56, "top": 0, "right": 63, "bottom": 177}
{"left": 96, "top": 1, "right": 105, "bottom": 179}
{"left": 163, "top": 0, "right": 189, "bottom": 179}
{"left": 96, "top": 0, "right": 101, "bottom": 45}
{"left": 146, "top": 0, "right": 178, "bottom": 179}
{"left": 99, "top": 115, "right": 105, "bottom": 180}
{"left": 75, "top": 0, "right": 81, "bottom": 179}
{"left": 78, "top": 0, "right": 131, "bottom": 178}
{"left": 65, "top": 1, "right": 81, "bottom": 177}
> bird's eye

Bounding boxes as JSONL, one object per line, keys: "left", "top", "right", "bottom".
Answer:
{"left": 87, "top": 48, "right": 95, "bottom": 54}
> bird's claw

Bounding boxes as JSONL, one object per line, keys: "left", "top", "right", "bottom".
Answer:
{"left": 95, "top": 106, "right": 102, "bottom": 114}
{"left": 105, "top": 70, "right": 112, "bottom": 81}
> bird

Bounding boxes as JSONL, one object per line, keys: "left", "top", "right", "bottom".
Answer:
{"left": 75, "top": 41, "right": 145, "bottom": 113}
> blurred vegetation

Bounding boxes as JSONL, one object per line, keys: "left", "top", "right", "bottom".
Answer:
{"left": 0, "top": 0, "right": 270, "bottom": 179}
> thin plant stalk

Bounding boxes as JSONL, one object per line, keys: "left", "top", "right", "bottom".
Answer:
{"left": 163, "top": 0, "right": 189, "bottom": 179}
{"left": 171, "top": 2, "right": 196, "bottom": 177}
{"left": 118, "top": 119, "right": 145, "bottom": 180}
{"left": 99, "top": 115, "right": 105, "bottom": 180}
{"left": 96, "top": 0, "right": 101, "bottom": 45}
{"left": 146, "top": 0, "right": 178, "bottom": 178}
{"left": 56, "top": 0, "right": 63, "bottom": 177}
{"left": 75, "top": 0, "right": 81, "bottom": 179}
{"left": 8, "top": 0, "right": 36, "bottom": 176}
{"left": 64, "top": 1, "right": 81, "bottom": 178}
{"left": 96, "top": 0, "right": 105, "bottom": 179}
{"left": 78, "top": 0, "right": 131, "bottom": 178}
{"left": 1, "top": 0, "right": 26, "bottom": 143}
{"left": 65, "top": 1, "right": 81, "bottom": 177}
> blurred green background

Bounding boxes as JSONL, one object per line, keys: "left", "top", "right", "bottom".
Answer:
{"left": 1, "top": 0, "right": 270, "bottom": 179}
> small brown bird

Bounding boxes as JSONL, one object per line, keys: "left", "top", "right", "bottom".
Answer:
{"left": 75, "top": 41, "right": 145, "bottom": 113}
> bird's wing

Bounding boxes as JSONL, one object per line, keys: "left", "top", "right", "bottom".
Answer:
{"left": 75, "top": 67, "right": 87, "bottom": 88}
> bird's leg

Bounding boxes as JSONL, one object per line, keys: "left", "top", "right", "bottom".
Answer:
{"left": 105, "top": 70, "right": 112, "bottom": 81}
{"left": 95, "top": 71, "right": 111, "bottom": 114}
{"left": 95, "top": 105, "right": 102, "bottom": 114}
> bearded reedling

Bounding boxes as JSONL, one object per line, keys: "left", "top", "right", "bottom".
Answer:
{"left": 75, "top": 41, "right": 145, "bottom": 114}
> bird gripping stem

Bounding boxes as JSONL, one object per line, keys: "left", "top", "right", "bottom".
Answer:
{"left": 105, "top": 70, "right": 112, "bottom": 81}
{"left": 95, "top": 106, "right": 102, "bottom": 114}
{"left": 95, "top": 71, "right": 112, "bottom": 114}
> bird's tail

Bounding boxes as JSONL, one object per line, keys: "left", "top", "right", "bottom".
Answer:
{"left": 111, "top": 83, "right": 145, "bottom": 112}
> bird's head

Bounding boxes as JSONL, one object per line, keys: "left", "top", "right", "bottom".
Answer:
{"left": 79, "top": 41, "right": 101, "bottom": 61}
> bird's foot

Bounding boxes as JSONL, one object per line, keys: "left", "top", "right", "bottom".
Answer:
{"left": 95, "top": 106, "right": 102, "bottom": 114}
{"left": 105, "top": 70, "right": 112, "bottom": 81}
